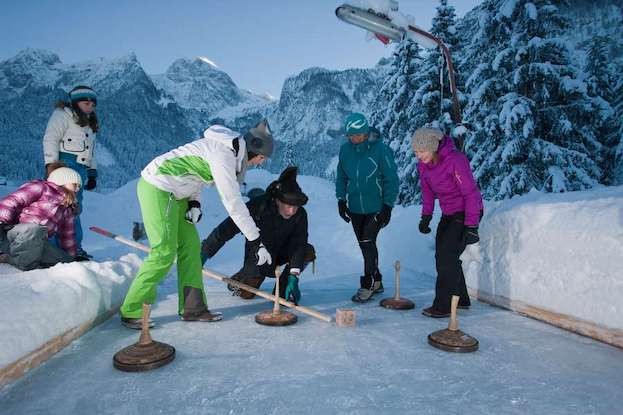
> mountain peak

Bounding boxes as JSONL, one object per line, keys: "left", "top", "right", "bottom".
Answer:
{"left": 7, "top": 48, "right": 61, "bottom": 66}
{"left": 196, "top": 56, "right": 219, "bottom": 69}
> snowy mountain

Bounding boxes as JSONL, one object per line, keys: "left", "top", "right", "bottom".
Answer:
{"left": 0, "top": 49, "right": 380, "bottom": 189}
{"left": 152, "top": 57, "right": 245, "bottom": 113}
{"left": 268, "top": 66, "right": 384, "bottom": 176}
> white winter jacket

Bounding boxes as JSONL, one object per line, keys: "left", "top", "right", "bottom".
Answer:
{"left": 43, "top": 107, "right": 97, "bottom": 169}
{"left": 141, "top": 125, "right": 259, "bottom": 241}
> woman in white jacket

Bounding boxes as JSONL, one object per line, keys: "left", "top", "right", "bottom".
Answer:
{"left": 42, "top": 85, "right": 99, "bottom": 258}
{"left": 119, "top": 120, "right": 275, "bottom": 329}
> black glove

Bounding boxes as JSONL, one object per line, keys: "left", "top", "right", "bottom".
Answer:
{"left": 338, "top": 200, "right": 350, "bottom": 223}
{"left": 375, "top": 204, "right": 392, "bottom": 228}
{"left": 418, "top": 215, "right": 432, "bottom": 234}
{"left": 84, "top": 177, "right": 97, "bottom": 191}
{"left": 185, "top": 200, "right": 203, "bottom": 224}
{"left": 463, "top": 226, "right": 479, "bottom": 245}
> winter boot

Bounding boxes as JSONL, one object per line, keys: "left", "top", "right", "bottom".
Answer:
{"left": 181, "top": 309, "right": 223, "bottom": 322}
{"left": 421, "top": 306, "right": 450, "bottom": 318}
{"left": 120, "top": 316, "right": 155, "bottom": 330}
{"left": 180, "top": 286, "right": 223, "bottom": 322}
{"left": 352, "top": 275, "right": 375, "bottom": 303}
{"left": 372, "top": 271, "right": 384, "bottom": 294}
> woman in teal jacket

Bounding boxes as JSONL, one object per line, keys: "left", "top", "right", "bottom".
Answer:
{"left": 335, "top": 113, "right": 399, "bottom": 302}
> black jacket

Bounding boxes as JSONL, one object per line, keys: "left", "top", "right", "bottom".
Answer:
{"left": 203, "top": 194, "right": 309, "bottom": 269}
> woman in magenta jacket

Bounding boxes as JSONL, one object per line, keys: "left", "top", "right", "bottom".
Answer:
{"left": 412, "top": 128, "right": 483, "bottom": 318}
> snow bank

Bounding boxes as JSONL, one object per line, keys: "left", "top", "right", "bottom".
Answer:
{"left": 0, "top": 255, "right": 140, "bottom": 370}
{"left": 462, "top": 185, "right": 623, "bottom": 332}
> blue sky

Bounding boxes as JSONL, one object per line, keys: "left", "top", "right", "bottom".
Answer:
{"left": 0, "top": 0, "right": 481, "bottom": 97}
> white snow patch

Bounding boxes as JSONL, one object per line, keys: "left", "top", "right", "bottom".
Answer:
{"left": 197, "top": 56, "right": 219, "bottom": 68}
{"left": 462, "top": 185, "right": 623, "bottom": 330}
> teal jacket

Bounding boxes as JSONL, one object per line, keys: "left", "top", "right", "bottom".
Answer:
{"left": 335, "top": 131, "right": 399, "bottom": 214}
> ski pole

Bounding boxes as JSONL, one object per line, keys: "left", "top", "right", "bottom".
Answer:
{"left": 89, "top": 226, "right": 332, "bottom": 323}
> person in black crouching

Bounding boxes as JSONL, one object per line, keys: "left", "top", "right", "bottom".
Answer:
{"left": 201, "top": 166, "right": 315, "bottom": 304}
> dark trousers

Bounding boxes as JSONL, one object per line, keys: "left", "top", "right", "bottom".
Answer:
{"left": 350, "top": 212, "right": 382, "bottom": 280}
{"left": 234, "top": 242, "right": 315, "bottom": 299}
{"left": 432, "top": 213, "right": 471, "bottom": 312}
{"left": 1, "top": 223, "right": 72, "bottom": 271}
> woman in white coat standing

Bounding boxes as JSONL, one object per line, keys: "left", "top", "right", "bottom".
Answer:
{"left": 42, "top": 85, "right": 99, "bottom": 258}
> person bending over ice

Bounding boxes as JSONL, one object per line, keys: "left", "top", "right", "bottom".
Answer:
{"left": 119, "top": 120, "right": 274, "bottom": 329}
{"left": 201, "top": 166, "right": 315, "bottom": 305}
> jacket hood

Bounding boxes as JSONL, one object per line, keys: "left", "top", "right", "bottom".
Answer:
{"left": 203, "top": 125, "right": 244, "bottom": 151}
{"left": 203, "top": 124, "right": 247, "bottom": 175}
{"left": 348, "top": 127, "right": 382, "bottom": 152}
{"left": 437, "top": 136, "right": 456, "bottom": 158}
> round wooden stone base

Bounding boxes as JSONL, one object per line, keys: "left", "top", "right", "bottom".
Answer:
{"left": 428, "top": 329, "right": 479, "bottom": 353}
{"left": 379, "top": 297, "right": 415, "bottom": 310}
{"left": 255, "top": 311, "right": 298, "bottom": 326}
{"left": 113, "top": 341, "right": 176, "bottom": 372}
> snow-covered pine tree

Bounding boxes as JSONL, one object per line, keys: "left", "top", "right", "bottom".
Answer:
{"left": 281, "top": 140, "right": 296, "bottom": 171}
{"left": 462, "top": 0, "right": 604, "bottom": 200}
{"left": 410, "top": 0, "right": 463, "bottom": 135}
{"left": 584, "top": 34, "right": 619, "bottom": 185}
{"left": 613, "top": 74, "right": 623, "bottom": 184}
{"left": 368, "top": 40, "right": 423, "bottom": 205}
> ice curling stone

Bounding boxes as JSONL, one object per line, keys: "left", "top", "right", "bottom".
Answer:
{"left": 428, "top": 295, "right": 479, "bottom": 353}
{"left": 113, "top": 304, "right": 176, "bottom": 372}
{"left": 379, "top": 261, "right": 415, "bottom": 310}
{"left": 255, "top": 272, "right": 297, "bottom": 326}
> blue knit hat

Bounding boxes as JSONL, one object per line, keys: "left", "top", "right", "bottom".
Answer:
{"left": 69, "top": 85, "right": 97, "bottom": 105}
{"left": 344, "top": 112, "right": 369, "bottom": 135}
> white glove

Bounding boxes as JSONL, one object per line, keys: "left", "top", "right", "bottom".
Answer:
{"left": 185, "top": 201, "right": 202, "bottom": 224}
{"left": 256, "top": 243, "right": 272, "bottom": 266}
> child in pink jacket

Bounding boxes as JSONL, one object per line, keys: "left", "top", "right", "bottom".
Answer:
{"left": 0, "top": 167, "right": 82, "bottom": 270}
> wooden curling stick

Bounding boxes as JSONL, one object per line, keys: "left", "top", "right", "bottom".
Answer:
{"left": 448, "top": 295, "right": 459, "bottom": 332}
{"left": 139, "top": 303, "right": 152, "bottom": 345}
{"left": 394, "top": 260, "right": 401, "bottom": 299}
{"left": 90, "top": 226, "right": 332, "bottom": 323}
{"left": 272, "top": 272, "right": 281, "bottom": 315}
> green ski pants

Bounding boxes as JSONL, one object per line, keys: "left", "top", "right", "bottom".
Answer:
{"left": 120, "top": 178, "right": 206, "bottom": 318}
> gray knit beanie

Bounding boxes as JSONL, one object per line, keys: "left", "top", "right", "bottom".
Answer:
{"left": 411, "top": 128, "right": 443, "bottom": 153}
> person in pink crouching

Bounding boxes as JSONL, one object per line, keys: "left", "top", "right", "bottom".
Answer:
{"left": 412, "top": 128, "right": 483, "bottom": 318}
{"left": 0, "top": 165, "right": 83, "bottom": 270}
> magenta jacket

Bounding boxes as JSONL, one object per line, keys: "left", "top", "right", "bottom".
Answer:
{"left": 417, "top": 136, "right": 483, "bottom": 226}
{"left": 0, "top": 180, "right": 77, "bottom": 256}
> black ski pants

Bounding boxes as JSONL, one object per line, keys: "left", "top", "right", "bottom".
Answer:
{"left": 350, "top": 212, "right": 382, "bottom": 280}
{"left": 432, "top": 212, "right": 471, "bottom": 312}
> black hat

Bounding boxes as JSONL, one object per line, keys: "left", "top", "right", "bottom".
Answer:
{"left": 267, "top": 166, "right": 308, "bottom": 206}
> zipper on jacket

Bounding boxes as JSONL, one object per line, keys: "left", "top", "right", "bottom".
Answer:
{"left": 165, "top": 193, "right": 174, "bottom": 218}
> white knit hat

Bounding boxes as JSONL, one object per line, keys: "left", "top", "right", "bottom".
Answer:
{"left": 48, "top": 167, "right": 82, "bottom": 187}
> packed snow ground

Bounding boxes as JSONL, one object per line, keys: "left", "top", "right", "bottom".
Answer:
{"left": 0, "top": 170, "right": 622, "bottom": 414}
